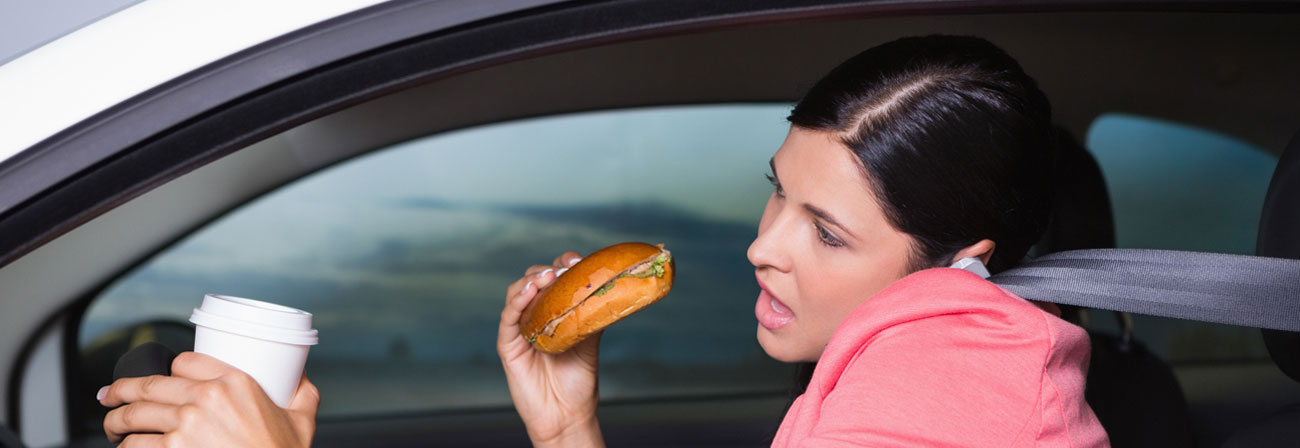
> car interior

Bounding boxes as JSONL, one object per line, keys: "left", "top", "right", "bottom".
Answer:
{"left": 1218, "top": 129, "right": 1300, "bottom": 447}
{"left": 2, "top": 2, "right": 1300, "bottom": 447}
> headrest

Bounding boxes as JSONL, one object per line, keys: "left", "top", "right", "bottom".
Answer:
{"left": 1259, "top": 130, "right": 1300, "bottom": 382}
{"left": 1037, "top": 127, "right": 1116, "bottom": 253}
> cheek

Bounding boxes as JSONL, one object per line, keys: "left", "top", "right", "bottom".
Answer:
{"left": 797, "top": 251, "right": 909, "bottom": 339}
{"left": 799, "top": 272, "right": 859, "bottom": 330}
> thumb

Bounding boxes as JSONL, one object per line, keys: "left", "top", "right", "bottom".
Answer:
{"left": 572, "top": 331, "right": 603, "bottom": 365}
{"left": 287, "top": 376, "right": 320, "bottom": 447}
{"left": 289, "top": 376, "right": 320, "bottom": 417}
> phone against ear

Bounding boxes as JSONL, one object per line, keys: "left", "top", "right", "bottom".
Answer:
{"left": 950, "top": 257, "right": 990, "bottom": 279}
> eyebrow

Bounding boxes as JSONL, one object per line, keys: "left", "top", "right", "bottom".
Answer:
{"left": 803, "top": 203, "right": 858, "bottom": 240}
{"left": 771, "top": 157, "right": 860, "bottom": 241}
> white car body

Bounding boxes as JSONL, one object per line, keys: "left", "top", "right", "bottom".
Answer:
{"left": 0, "top": 0, "right": 388, "bottom": 163}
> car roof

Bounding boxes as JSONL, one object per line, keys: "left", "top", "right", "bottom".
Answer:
{"left": 0, "top": 0, "right": 572, "bottom": 255}
{"left": 0, "top": 0, "right": 390, "bottom": 163}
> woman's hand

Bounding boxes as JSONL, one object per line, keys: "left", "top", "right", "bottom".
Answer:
{"left": 497, "top": 251, "right": 606, "bottom": 448}
{"left": 98, "top": 352, "right": 318, "bottom": 447}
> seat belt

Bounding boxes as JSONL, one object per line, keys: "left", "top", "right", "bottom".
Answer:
{"left": 990, "top": 248, "right": 1300, "bottom": 332}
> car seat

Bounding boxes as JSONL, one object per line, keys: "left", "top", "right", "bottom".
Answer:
{"left": 1042, "top": 128, "right": 1193, "bottom": 448}
{"left": 1220, "top": 130, "right": 1300, "bottom": 448}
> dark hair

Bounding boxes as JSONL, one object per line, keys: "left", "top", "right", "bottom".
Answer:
{"left": 788, "top": 35, "right": 1055, "bottom": 274}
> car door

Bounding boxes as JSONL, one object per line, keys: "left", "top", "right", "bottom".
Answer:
{"left": 4, "top": 1, "right": 1300, "bottom": 447}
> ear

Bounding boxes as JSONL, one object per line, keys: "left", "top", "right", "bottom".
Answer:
{"left": 949, "top": 239, "right": 996, "bottom": 266}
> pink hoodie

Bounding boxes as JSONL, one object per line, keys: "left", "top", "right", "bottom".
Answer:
{"left": 772, "top": 268, "right": 1110, "bottom": 447}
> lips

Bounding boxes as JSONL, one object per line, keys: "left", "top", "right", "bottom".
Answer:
{"left": 755, "top": 275, "right": 794, "bottom": 330}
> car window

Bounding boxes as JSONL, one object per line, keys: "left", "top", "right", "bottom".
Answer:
{"left": 77, "top": 108, "right": 1281, "bottom": 426}
{"left": 1084, "top": 112, "right": 1279, "bottom": 363}
{"left": 76, "top": 104, "right": 795, "bottom": 422}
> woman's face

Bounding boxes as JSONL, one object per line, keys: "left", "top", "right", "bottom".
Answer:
{"left": 748, "top": 127, "right": 917, "bottom": 362}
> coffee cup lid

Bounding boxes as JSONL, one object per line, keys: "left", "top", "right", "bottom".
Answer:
{"left": 189, "top": 294, "right": 319, "bottom": 346}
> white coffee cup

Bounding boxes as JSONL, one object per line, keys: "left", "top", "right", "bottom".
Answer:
{"left": 189, "top": 294, "right": 319, "bottom": 407}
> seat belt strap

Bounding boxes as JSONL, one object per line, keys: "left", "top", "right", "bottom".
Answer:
{"left": 990, "top": 248, "right": 1300, "bottom": 332}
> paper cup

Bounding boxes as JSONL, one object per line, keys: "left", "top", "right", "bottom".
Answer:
{"left": 189, "top": 294, "right": 318, "bottom": 407}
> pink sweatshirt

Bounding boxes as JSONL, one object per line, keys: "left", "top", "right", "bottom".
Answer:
{"left": 772, "top": 268, "right": 1110, "bottom": 447}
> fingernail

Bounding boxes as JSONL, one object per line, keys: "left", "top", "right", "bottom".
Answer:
{"left": 535, "top": 268, "right": 553, "bottom": 278}
{"left": 97, "top": 386, "right": 109, "bottom": 401}
{"left": 569, "top": 256, "right": 583, "bottom": 266}
{"left": 556, "top": 267, "right": 569, "bottom": 276}
{"left": 524, "top": 280, "right": 534, "bottom": 291}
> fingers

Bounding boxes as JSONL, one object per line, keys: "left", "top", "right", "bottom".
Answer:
{"left": 572, "top": 331, "right": 604, "bottom": 364}
{"left": 505, "top": 252, "right": 584, "bottom": 299}
{"left": 104, "top": 402, "right": 182, "bottom": 442}
{"left": 552, "top": 251, "right": 584, "bottom": 268}
{"left": 504, "top": 270, "right": 541, "bottom": 306}
{"left": 524, "top": 264, "right": 556, "bottom": 276}
{"left": 287, "top": 376, "right": 320, "bottom": 445}
{"left": 101, "top": 375, "right": 196, "bottom": 408}
{"left": 550, "top": 252, "right": 582, "bottom": 280}
{"left": 507, "top": 265, "right": 554, "bottom": 300}
{"left": 170, "top": 352, "right": 237, "bottom": 381}
{"left": 500, "top": 251, "right": 584, "bottom": 349}
{"left": 499, "top": 280, "right": 539, "bottom": 341}
{"left": 499, "top": 272, "right": 549, "bottom": 358}
{"left": 507, "top": 263, "right": 571, "bottom": 303}
{"left": 289, "top": 376, "right": 321, "bottom": 417}
{"left": 97, "top": 356, "right": 315, "bottom": 447}
{"left": 117, "top": 433, "right": 167, "bottom": 447}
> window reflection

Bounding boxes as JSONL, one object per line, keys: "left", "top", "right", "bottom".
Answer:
{"left": 1084, "top": 113, "right": 1278, "bottom": 363}
{"left": 79, "top": 105, "right": 796, "bottom": 418}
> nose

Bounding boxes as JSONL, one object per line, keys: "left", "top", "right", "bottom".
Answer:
{"left": 748, "top": 207, "right": 793, "bottom": 273}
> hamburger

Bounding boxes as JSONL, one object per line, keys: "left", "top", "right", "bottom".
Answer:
{"left": 520, "top": 242, "right": 675, "bottom": 354}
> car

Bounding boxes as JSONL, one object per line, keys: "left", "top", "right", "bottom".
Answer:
{"left": 3, "top": 1, "right": 1300, "bottom": 447}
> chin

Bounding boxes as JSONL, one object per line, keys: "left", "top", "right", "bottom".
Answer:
{"left": 756, "top": 325, "right": 813, "bottom": 363}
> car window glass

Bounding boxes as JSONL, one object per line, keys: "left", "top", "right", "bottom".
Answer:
{"left": 1084, "top": 112, "right": 1279, "bottom": 363}
{"left": 1086, "top": 113, "right": 1277, "bottom": 254}
{"left": 77, "top": 104, "right": 795, "bottom": 421}
{"left": 79, "top": 109, "right": 1280, "bottom": 424}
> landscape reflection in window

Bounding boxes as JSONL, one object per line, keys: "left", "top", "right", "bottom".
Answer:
{"left": 80, "top": 105, "right": 796, "bottom": 417}
{"left": 1085, "top": 113, "right": 1278, "bottom": 363}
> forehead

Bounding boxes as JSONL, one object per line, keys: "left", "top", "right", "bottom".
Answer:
{"left": 773, "top": 128, "right": 874, "bottom": 199}
{"left": 772, "top": 127, "right": 892, "bottom": 233}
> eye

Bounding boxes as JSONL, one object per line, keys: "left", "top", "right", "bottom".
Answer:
{"left": 765, "top": 173, "right": 785, "bottom": 198}
{"left": 814, "top": 221, "right": 845, "bottom": 248}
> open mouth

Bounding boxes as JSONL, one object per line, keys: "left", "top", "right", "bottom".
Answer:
{"left": 755, "top": 275, "right": 794, "bottom": 330}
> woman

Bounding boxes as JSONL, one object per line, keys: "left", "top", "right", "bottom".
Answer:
{"left": 94, "top": 35, "right": 1107, "bottom": 447}
{"left": 498, "top": 36, "right": 1110, "bottom": 447}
